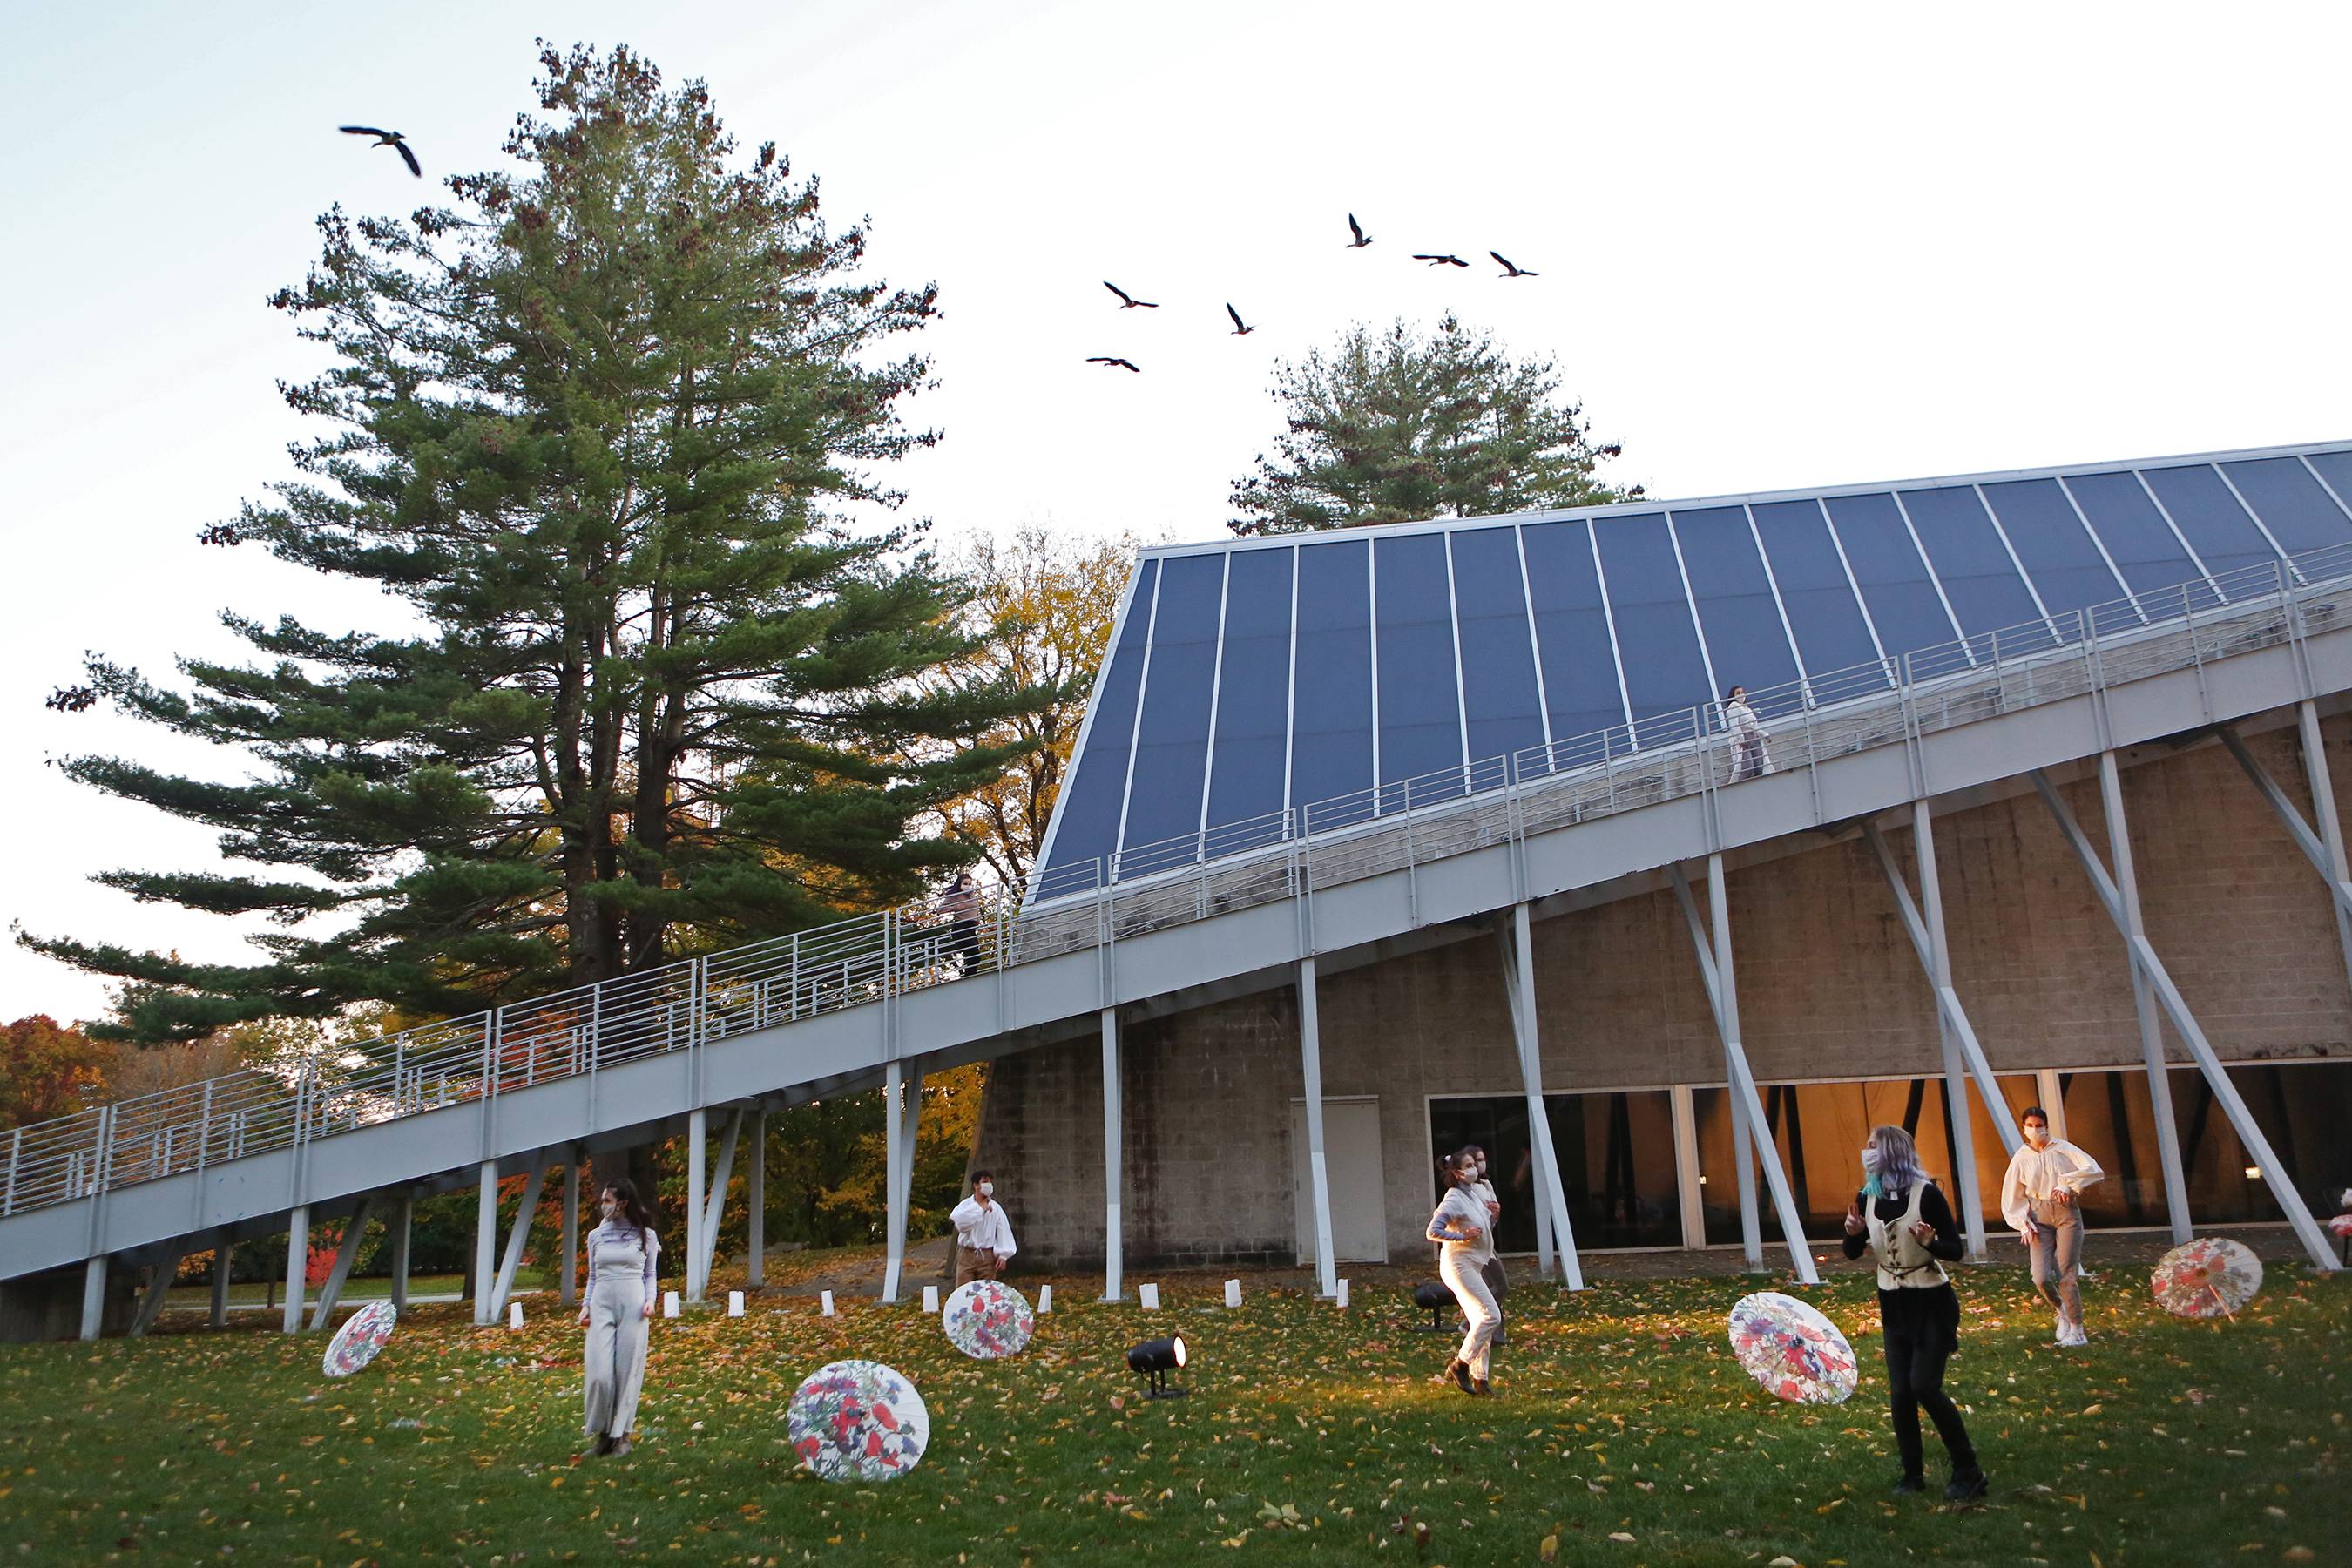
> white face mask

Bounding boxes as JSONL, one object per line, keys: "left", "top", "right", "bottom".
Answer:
{"left": 977, "top": 1181, "right": 994, "bottom": 1197}
{"left": 1858, "top": 1146, "right": 1882, "bottom": 1173}
{"left": 2025, "top": 1124, "right": 2051, "bottom": 1146}
{"left": 1473, "top": 1159, "right": 1488, "bottom": 1177}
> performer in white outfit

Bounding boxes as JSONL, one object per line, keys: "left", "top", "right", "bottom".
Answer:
{"left": 1998, "top": 1105, "right": 2104, "bottom": 1346}
{"left": 1723, "top": 686, "right": 1774, "bottom": 781}
{"left": 1462, "top": 1144, "right": 1506, "bottom": 1347}
{"left": 950, "top": 1170, "right": 1017, "bottom": 1287}
{"left": 1427, "top": 1150, "right": 1497, "bottom": 1396}
{"left": 578, "top": 1177, "right": 659, "bottom": 1456}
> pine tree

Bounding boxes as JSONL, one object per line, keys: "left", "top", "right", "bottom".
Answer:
{"left": 28, "top": 44, "right": 1039, "bottom": 1043}
{"left": 1227, "top": 313, "right": 1641, "bottom": 536}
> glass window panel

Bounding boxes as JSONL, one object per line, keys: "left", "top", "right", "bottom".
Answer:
{"left": 1672, "top": 506, "right": 1800, "bottom": 717}
{"left": 2062, "top": 470, "right": 2207, "bottom": 600}
{"left": 1520, "top": 520, "right": 1627, "bottom": 758}
{"left": 2166, "top": 1061, "right": 2352, "bottom": 1226}
{"left": 1898, "top": 484, "right": 2052, "bottom": 648}
{"left": 1375, "top": 533, "right": 1465, "bottom": 801}
{"left": 1750, "top": 499, "right": 1883, "bottom": 685}
{"left": 1823, "top": 493, "right": 1961, "bottom": 659}
{"left": 1291, "top": 539, "right": 1375, "bottom": 828}
{"left": 2139, "top": 464, "right": 2279, "bottom": 584}
{"left": 1119, "top": 553, "right": 1224, "bottom": 873}
{"left": 1203, "top": 547, "right": 1294, "bottom": 853}
{"left": 1694, "top": 1078, "right": 1975, "bottom": 1243}
{"left": 1979, "top": 477, "right": 2128, "bottom": 624}
{"left": 2219, "top": 457, "right": 2352, "bottom": 557}
{"left": 2302, "top": 450, "right": 2352, "bottom": 525}
{"left": 1038, "top": 560, "right": 1157, "bottom": 889}
{"left": 1596, "top": 514, "right": 1710, "bottom": 733}
{"left": 1448, "top": 528, "right": 1546, "bottom": 778}
{"left": 1427, "top": 1090, "right": 1680, "bottom": 1252}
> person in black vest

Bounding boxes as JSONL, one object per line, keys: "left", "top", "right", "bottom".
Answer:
{"left": 1842, "top": 1123, "right": 1988, "bottom": 1502}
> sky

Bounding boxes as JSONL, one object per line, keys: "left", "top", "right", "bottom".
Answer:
{"left": 3, "top": 0, "right": 2347, "bottom": 1024}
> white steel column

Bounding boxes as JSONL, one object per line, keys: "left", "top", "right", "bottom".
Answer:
{"left": 283, "top": 1204, "right": 310, "bottom": 1334}
{"left": 692, "top": 1112, "right": 741, "bottom": 1301}
{"left": 882, "top": 1064, "right": 910, "bottom": 1303}
{"left": 747, "top": 1111, "right": 767, "bottom": 1290}
{"left": 1669, "top": 1084, "right": 1705, "bottom": 1249}
{"left": 209, "top": 1227, "right": 233, "bottom": 1328}
{"left": 558, "top": 1157, "right": 580, "bottom": 1308}
{"left": 489, "top": 1154, "right": 549, "bottom": 1320}
{"left": 1498, "top": 906, "right": 1584, "bottom": 1289}
{"left": 686, "top": 1109, "right": 707, "bottom": 1304}
{"left": 2035, "top": 760, "right": 2338, "bottom": 1271}
{"left": 472, "top": 1160, "right": 497, "bottom": 1325}
{"left": 2036, "top": 1070, "right": 2067, "bottom": 1140}
{"left": 2220, "top": 714, "right": 2352, "bottom": 994}
{"left": 79, "top": 1255, "right": 106, "bottom": 1342}
{"left": 1100, "top": 1006, "right": 1125, "bottom": 1302}
{"left": 388, "top": 1195, "right": 413, "bottom": 1315}
{"left": 1296, "top": 956, "right": 1340, "bottom": 1300}
{"left": 309, "top": 1195, "right": 375, "bottom": 1329}
{"left": 130, "top": 1252, "right": 182, "bottom": 1338}
{"left": 1671, "top": 859, "right": 1819, "bottom": 1283}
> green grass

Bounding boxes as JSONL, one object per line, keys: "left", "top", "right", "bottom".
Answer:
{"left": 161, "top": 1272, "right": 546, "bottom": 1310}
{"left": 3, "top": 1253, "right": 2344, "bottom": 1565}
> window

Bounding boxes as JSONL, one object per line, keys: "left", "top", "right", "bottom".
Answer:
{"left": 1428, "top": 1090, "right": 1680, "bottom": 1251}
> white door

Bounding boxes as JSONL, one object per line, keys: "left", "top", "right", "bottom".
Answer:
{"left": 1291, "top": 1098, "right": 1388, "bottom": 1263}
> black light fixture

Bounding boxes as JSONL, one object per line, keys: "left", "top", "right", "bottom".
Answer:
{"left": 1412, "top": 1281, "right": 1452, "bottom": 1332}
{"left": 1125, "top": 1335, "right": 1189, "bottom": 1398}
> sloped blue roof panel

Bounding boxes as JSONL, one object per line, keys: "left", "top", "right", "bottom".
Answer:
{"left": 1031, "top": 439, "right": 2352, "bottom": 895}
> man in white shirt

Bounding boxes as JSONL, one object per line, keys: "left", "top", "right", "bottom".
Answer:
{"left": 950, "top": 1170, "right": 1017, "bottom": 1288}
{"left": 1998, "top": 1106, "right": 2104, "bottom": 1347}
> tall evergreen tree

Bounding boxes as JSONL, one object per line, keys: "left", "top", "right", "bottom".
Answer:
{"left": 1227, "top": 312, "right": 1641, "bottom": 536}
{"left": 30, "top": 44, "right": 1037, "bottom": 1043}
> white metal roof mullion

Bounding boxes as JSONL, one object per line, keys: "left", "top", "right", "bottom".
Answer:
{"left": 2207, "top": 461, "right": 2302, "bottom": 584}
{"left": 1586, "top": 520, "right": 1637, "bottom": 736}
{"left": 1366, "top": 538, "right": 1382, "bottom": 808}
{"left": 1885, "top": 489, "right": 1975, "bottom": 662}
{"left": 1281, "top": 546, "right": 1300, "bottom": 821}
{"left": 2127, "top": 468, "right": 2224, "bottom": 602}
{"left": 1661, "top": 510, "right": 1720, "bottom": 706}
{"left": 1740, "top": 503, "right": 1810, "bottom": 688}
{"left": 2295, "top": 453, "right": 2352, "bottom": 524}
{"left": 1966, "top": 482, "right": 2062, "bottom": 642}
{"left": 2050, "top": 475, "right": 2146, "bottom": 625}
{"left": 1111, "top": 564, "right": 1168, "bottom": 865}
{"left": 1032, "top": 562, "right": 1150, "bottom": 883}
{"left": 1513, "top": 524, "right": 1555, "bottom": 756}
{"left": 1192, "top": 552, "right": 1233, "bottom": 853}
{"left": 1443, "top": 532, "right": 1472, "bottom": 780}
{"left": 1813, "top": 497, "right": 1893, "bottom": 679}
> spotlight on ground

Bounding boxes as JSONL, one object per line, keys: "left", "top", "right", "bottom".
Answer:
{"left": 1126, "top": 1335, "right": 1189, "bottom": 1398}
{"left": 1412, "top": 1281, "right": 1452, "bottom": 1332}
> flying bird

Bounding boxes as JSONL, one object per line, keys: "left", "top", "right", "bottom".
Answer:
{"left": 1103, "top": 281, "right": 1159, "bottom": 309}
{"left": 1087, "top": 356, "right": 1141, "bottom": 373}
{"left": 339, "top": 125, "right": 422, "bottom": 178}
{"left": 1225, "top": 303, "right": 1255, "bottom": 336}
{"left": 1413, "top": 253, "right": 1470, "bottom": 267}
{"left": 1346, "top": 213, "right": 1373, "bottom": 248}
{"left": 1490, "top": 251, "right": 1539, "bottom": 277}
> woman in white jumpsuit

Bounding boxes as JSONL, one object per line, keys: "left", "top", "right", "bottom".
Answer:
{"left": 578, "top": 1176, "right": 659, "bottom": 1456}
{"left": 1427, "top": 1150, "right": 1498, "bottom": 1396}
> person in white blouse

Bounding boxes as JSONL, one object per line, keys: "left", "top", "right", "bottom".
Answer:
{"left": 1998, "top": 1106, "right": 2105, "bottom": 1347}
{"left": 1426, "top": 1150, "right": 1498, "bottom": 1396}
{"left": 578, "top": 1177, "right": 659, "bottom": 1456}
{"left": 1461, "top": 1144, "right": 1506, "bottom": 1346}
{"left": 1723, "top": 686, "right": 1774, "bottom": 781}
{"left": 950, "top": 1170, "right": 1017, "bottom": 1287}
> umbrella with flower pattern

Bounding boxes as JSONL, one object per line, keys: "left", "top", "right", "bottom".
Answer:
{"left": 1727, "top": 1291, "right": 1858, "bottom": 1405}
{"left": 2151, "top": 1237, "right": 2264, "bottom": 1320}
{"left": 943, "top": 1279, "right": 1036, "bottom": 1360}
{"left": 321, "top": 1301, "right": 397, "bottom": 1379}
{"left": 787, "top": 1360, "right": 930, "bottom": 1483}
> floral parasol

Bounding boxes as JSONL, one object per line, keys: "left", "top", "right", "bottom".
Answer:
{"left": 2150, "top": 1237, "right": 2263, "bottom": 1320}
{"left": 1727, "top": 1291, "right": 1858, "bottom": 1405}
{"left": 787, "top": 1360, "right": 930, "bottom": 1483}
{"left": 321, "top": 1301, "right": 398, "bottom": 1379}
{"left": 943, "top": 1279, "right": 1036, "bottom": 1360}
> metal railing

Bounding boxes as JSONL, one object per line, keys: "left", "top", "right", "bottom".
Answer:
{"left": 4, "top": 543, "right": 2347, "bottom": 1228}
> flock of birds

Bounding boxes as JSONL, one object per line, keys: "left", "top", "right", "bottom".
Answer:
{"left": 332, "top": 132, "right": 1544, "bottom": 379}
{"left": 1086, "top": 213, "right": 1539, "bottom": 374}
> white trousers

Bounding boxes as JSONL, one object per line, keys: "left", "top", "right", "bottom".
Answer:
{"left": 584, "top": 1260, "right": 650, "bottom": 1438}
{"left": 1440, "top": 1248, "right": 1498, "bottom": 1382}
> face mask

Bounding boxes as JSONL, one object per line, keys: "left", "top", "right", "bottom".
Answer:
{"left": 1475, "top": 1159, "right": 1488, "bottom": 1177}
{"left": 2025, "top": 1125, "right": 2051, "bottom": 1146}
{"left": 978, "top": 1181, "right": 994, "bottom": 1197}
{"left": 1858, "top": 1146, "right": 1882, "bottom": 1173}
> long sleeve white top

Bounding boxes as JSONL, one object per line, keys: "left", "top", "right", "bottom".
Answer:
{"left": 1427, "top": 1186, "right": 1492, "bottom": 1263}
{"left": 2000, "top": 1139, "right": 2105, "bottom": 1232}
{"left": 950, "top": 1194, "right": 1017, "bottom": 1259}
{"left": 585, "top": 1220, "right": 659, "bottom": 1295}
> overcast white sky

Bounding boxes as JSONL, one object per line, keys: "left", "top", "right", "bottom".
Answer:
{"left": 3, "top": 0, "right": 2346, "bottom": 1024}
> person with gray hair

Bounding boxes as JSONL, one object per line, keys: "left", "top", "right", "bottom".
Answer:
{"left": 1841, "top": 1124, "right": 1986, "bottom": 1502}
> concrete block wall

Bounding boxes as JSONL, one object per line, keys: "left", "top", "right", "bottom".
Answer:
{"left": 971, "top": 717, "right": 2352, "bottom": 1267}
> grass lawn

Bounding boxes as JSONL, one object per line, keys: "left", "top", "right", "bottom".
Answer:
{"left": 161, "top": 1273, "right": 548, "bottom": 1311}
{"left": 2, "top": 1250, "right": 2343, "bottom": 1565}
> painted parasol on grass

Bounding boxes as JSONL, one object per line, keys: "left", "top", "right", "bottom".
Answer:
{"left": 321, "top": 1301, "right": 397, "bottom": 1378}
{"left": 1727, "top": 1291, "right": 1858, "bottom": 1405}
{"left": 942, "top": 1279, "right": 1035, "bottom": 1360}
{"left": 2150, "top": 1237, "right": 2264, "bottom": 1320}
{"left": 787, "top": 1360, "right": 929, "bottom": 1483}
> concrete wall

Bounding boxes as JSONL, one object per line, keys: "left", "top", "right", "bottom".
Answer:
{"left": 971, "top": 720, "right": 2352, "bottom": 1267}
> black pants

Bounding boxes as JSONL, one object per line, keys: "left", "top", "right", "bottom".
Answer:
{"left": 1883, "top": 1321, "right": 1976, "bottom": 1478}
{"left": 947, "top": 918, "right": 980, "bottom": 970}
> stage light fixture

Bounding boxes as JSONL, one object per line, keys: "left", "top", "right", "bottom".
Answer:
{"left": 1126, "top": 1335, "right": 1189, "bottom": 1398}
{"left": 1412, "top": 1281, "right": 1452, "bottom": 1331}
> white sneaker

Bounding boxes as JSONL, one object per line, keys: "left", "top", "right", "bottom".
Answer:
{"left": 2058, "top": 1321, "right": 2087, "bottom": 1348}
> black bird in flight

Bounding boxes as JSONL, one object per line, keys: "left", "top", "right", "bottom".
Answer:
{"left": 1226, "top": 303, "right": 1255, "bottom": 336}
{"left": 1490, "top": 251, "right": 1540, "bottom": 277}
{"left": 1413, "top": 253, "right": 1470, "bottom": 267}
{"left": 1087, "top": 356, "right": 1141, "bottom": 373}
{"left": 340, "top": 125, "right": 422, "bottom": 177}
{"left": 1346, "top": 213, "right": 1372, "bottom": 248}
{"left": 1103, "top": 281, "right": 1159, "bottom": 309}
